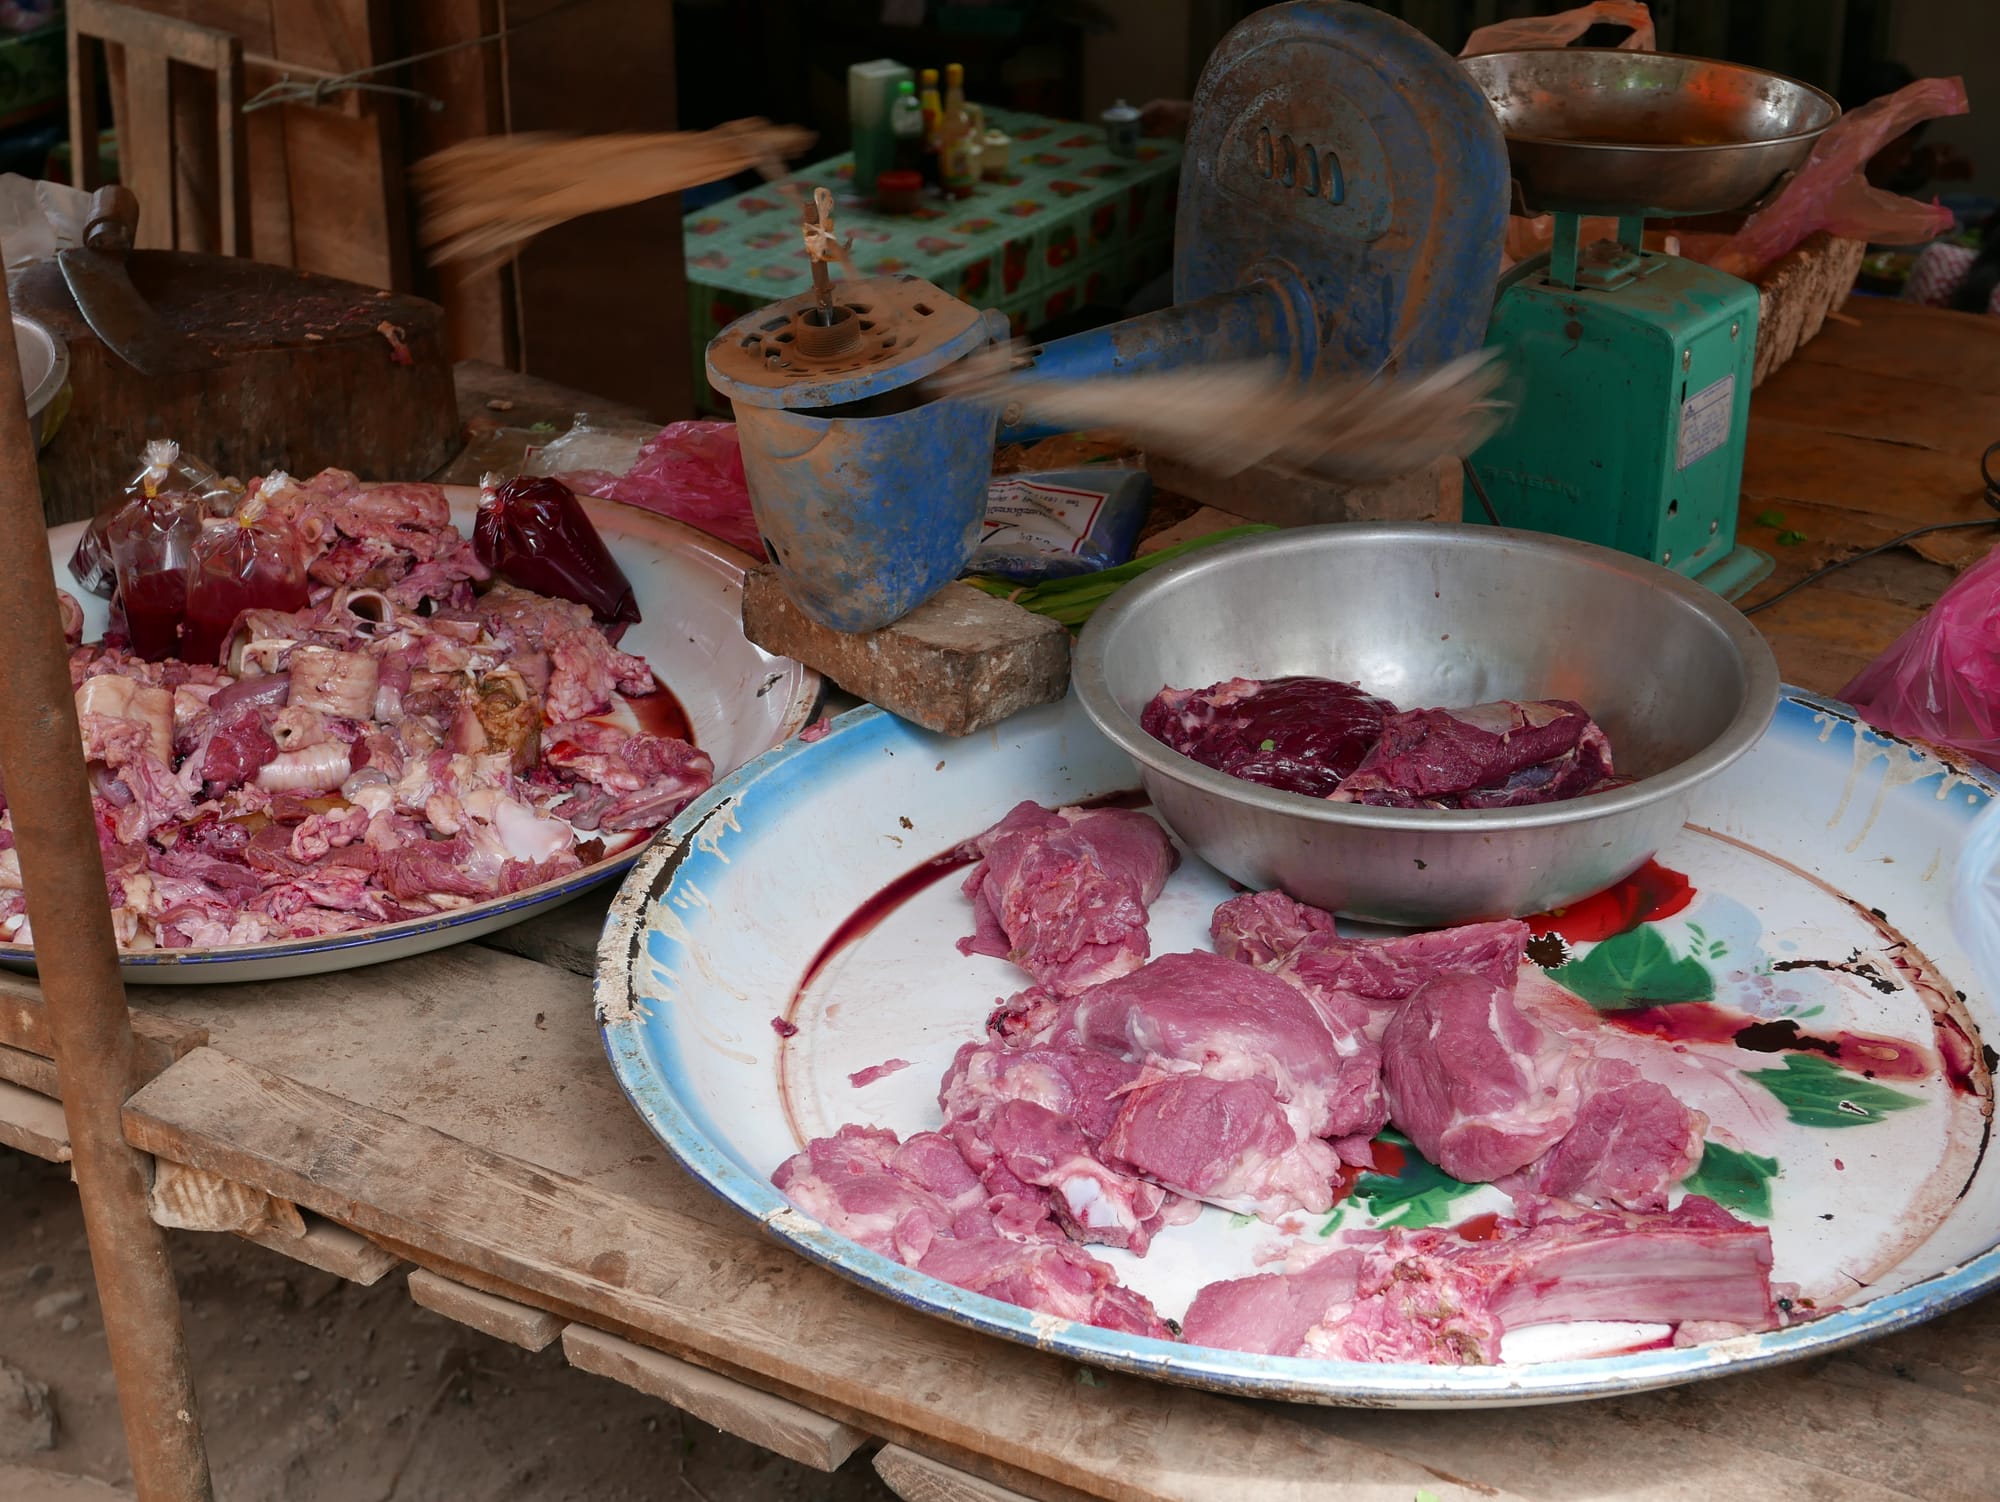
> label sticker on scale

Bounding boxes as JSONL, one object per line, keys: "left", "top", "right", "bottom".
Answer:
{"left": 1677, "top": 373, "right": 1735, "bottom": 470}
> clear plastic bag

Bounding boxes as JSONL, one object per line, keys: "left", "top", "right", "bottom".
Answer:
{"left": 545, "top": 420, "right": 764, "bottom": 561}
{"left": 183, "top": 492, "right": 311, "bottom": 667}
{"left": 1707, "top": 77, "right": 1969, "bottom": 277}
{"left": 69, "top": 439, "right": 235, "bottom": 599}
{"left": 1840, "top": 543, "right": 2000, "bottom": 771}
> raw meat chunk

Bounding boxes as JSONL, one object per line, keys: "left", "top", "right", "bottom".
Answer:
{"left": 938, "top": 1040, "right": 1175, "bottom": 1252}
{"left": 771, "top": 1123, "right": 1174, "bottom": 1340}
{"left": 1045, "top": 950, "right": 1386, "bottom": 1149}
{"left": 1380, "top": 972, "right": 1580, "bottom": 1182}
{"left": 913, "top": 1238, "right": 1174, "bottom": 1340}
{"left": 1212, "top": 890, "right": 1528, "bottom": 1033}
{"left": 1331, "top": 699, "right": 1613, "bottom": 809}
{"left": 1182, "top": 1244, "right": 1502, "bottom": 1364}
{"left": 957, "top": 801, "right": 1178, "bottom": 996}
{"left": 1519, "top": 1059, "right": 1708, "bottom": 1212}
{"left": 771, "top": 1123, "right": 998, "bottom": 1264}
{"left": 1182, "top": 1195, "right": 1774, "bottom": 1363}
{"left": 1140, "top": 676, "right": 1393, "bottom": 797}
{"left": 1100, "top": 1073, "right": 1345, "bottom": 1219}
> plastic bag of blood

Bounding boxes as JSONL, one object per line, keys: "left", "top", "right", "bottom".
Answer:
{"left": 69, "top": 439, "right": 236, "bottom": 598}
{"left": 183, "top": 492, "right": 311, "bottom": 667}
{"left": 473, "top": 473, "right": 641, "bottom": 626}
{"left": 1706, "top": 77, "right": 1969, "bottom": 278}
{"left": 1841, "top": 543, "right": 2000, "bottom": 772}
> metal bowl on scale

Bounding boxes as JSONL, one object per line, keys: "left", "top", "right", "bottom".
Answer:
{"left": 1071, "top": 525, "right": 1780, "bottom": 928}
{"left": 1460, "top": 49, "right": 1839, "bottom": 217}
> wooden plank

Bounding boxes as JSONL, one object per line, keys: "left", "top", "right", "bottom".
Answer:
{"left": 0, "top": 1041, "right": 60, "bottom": 1098}
{"left": 279, "top": 104, "right": 397, "bottom": 289}
{"left": 120, "top": 45, "right": 176, "bottom": 248}
{"left": 1751, "top": 366, "right": 1999, "bottom": 462}
{"left": 0, "top": 1077, "right": 70, "bottom": 1162}
{"left": 876, "top": 1446, "right": 1091, "bottom": 1502}
{"left": 67, "top": 22, "right": 105, "bottom": 192}
{"left": 1741, "top": 425, "right": 1994, "bottom": 533}
{"left": 475, "top": 888, "right": 611, "bottom": 978}
{"left": 122, "top": 1047, "right": 1511, "bottom": 1502}
{"left": 238, "top": 1211, "right": 401, "bottom": 1287}
{"left": 408, "top": 1267, "right": 564, "bottom": 1352}
{"left": 0, "top": 978, "right": 207, "bottom": 1083}
{"left": 561, "top": 1324, "right": 869, "bottom": 1473}
{"left": 1790, "top": 299, "right": 2000, "bottom": 398}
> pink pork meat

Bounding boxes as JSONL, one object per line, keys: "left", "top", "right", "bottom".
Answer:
{"left": 1182, "top": 1195, "right": 1774, "bottom": 1363}
{"left": 957, "top": 801, "right": 1178, "bottom": 995}
{"left": 771, "top": 1123, "right": 1174, "bottom": 1339}
{"left": 1212, "top": 890, "right": 1528, "bottom": 1032}
{"left": 1520, "top": 1058, "right": 1708, "bottom": 1213}
{"left": 1380, "top": 971, "right": 1580, "bottom": 1183}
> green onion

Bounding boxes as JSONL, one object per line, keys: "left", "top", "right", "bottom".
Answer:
{"left": 962, "top": 524, "right": 1276, "bottom": 630}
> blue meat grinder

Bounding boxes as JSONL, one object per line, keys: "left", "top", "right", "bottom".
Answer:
{"left": 706, "top": 0, "right": 1509, "bottom": 634}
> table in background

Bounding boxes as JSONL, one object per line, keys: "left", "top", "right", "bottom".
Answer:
{"left": 682, "top": 109, "right": 1181, "bottom": 408}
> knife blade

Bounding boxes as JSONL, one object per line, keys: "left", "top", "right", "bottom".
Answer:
{"left": 58, "top": 186, "right": 224, "bottom": 377}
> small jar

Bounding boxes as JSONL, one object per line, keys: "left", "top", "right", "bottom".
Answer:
{"left": 1102, "top": 99, "right": 1140, "bottom": 159}
{"left": 980, "top": 127, "right": 1011, "bottom": 179}
{"left": 876, "top": 169, "right": 923, "bottom": 215}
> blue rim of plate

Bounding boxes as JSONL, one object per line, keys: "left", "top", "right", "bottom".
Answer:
{"left": 597, "top": 687, "right": 2000, "bottom": 1405}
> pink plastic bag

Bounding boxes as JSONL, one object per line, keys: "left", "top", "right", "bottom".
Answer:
{"left": 1841, "top": 545, "right": 2000, "bottom": 771}
{"left": 1461, "top": 0, "right": 1653, "bottom": 56}
{"left": 558, "top": 421, "right": 766, "bottom": 561}
{"left": 1708, "top": 77, "right": 1968, "bottom": 277}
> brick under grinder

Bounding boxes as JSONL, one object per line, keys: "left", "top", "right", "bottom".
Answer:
{"left": 707, "top": 0, "right": 1510, "bottom": 635}
{"left": 1462, "top": 49, "right": 1841, "bottom": 597}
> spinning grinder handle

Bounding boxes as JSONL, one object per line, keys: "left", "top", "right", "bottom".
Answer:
{"left": 1954, "top": 800, "right": 2000, "bottom": 1001}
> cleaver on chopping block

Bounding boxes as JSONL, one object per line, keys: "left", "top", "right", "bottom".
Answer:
{"left": 58, "top": 186, "right": 225, "bottom": 377}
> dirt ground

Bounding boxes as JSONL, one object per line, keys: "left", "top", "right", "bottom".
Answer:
{"left": 1, "top": 1148, "right": 901, "bottom": 1502}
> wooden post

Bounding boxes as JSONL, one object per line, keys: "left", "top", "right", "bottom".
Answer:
{"left": 0, "top": 268, "right": 212, "bottom": 1495}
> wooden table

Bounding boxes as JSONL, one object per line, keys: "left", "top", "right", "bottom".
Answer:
{"left": 6, "top": 319, "right": 1999, "bottom": 1502}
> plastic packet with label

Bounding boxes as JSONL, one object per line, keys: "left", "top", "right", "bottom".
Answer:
{"left": 967, "top": 467, "right": 1153, "bottom": 583}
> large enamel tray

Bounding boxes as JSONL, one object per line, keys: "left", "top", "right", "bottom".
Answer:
{"left": 19, "top": 489, "right": 818, "bottom": 983}
{"left": 598, "top": 689, "right": 1999, "bottom": 1406}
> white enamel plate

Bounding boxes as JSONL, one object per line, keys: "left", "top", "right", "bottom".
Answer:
{"left": 599, "top": 689, "right": 1999, "bottom": 1406}
{"left": 22, "top": 489, "right": 818, "bottom": 983}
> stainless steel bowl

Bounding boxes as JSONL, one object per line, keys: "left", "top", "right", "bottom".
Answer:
{"left": 1072, "top": 525, "right": 1780, "bottom": 927}
{"left": 1459, "top": 49, "right": 1839, "bottom": 218}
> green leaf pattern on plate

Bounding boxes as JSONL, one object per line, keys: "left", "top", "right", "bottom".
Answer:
{"left": 1684, "top": 1139, "right": 1782, "bottom": 1217}
{"left": 1745, "top": 1054, "right": 1924, "bottom": 1128}
{"left": 1352, "top": 1135, "right": 1482, "bottom": 1229}
{"left": 1551, "top": 925, "right": 1716, "bottom": 1009}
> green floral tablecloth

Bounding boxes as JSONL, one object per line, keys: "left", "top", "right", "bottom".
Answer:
{"left": 684, "top": 109, "right": 1181, "bottom": 407}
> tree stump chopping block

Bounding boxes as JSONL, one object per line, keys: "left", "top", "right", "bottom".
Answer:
{"left": 15, "top": 251, "right": 460, "bottom": 525}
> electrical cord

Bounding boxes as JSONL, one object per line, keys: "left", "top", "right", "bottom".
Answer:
{"left": 1742, "top": 438, "right": 2000, "bottom": 616}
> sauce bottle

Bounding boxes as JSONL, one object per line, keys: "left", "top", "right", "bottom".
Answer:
{"left": 939, "top": 63, "right": 978, "bottom": 198}
{"left": 918, "top": 68, "right": 942, "bottom": 188}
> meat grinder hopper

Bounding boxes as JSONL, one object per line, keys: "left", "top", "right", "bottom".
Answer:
{"left": 1460, "top": 49, "right": 1839, "bottom": 598}
{"left": 706, "top": 0, "right": 1510, "bottom": 635}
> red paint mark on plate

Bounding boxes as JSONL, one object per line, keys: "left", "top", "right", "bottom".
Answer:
{"left": 1529, "top": 860, "right": 1696, "bottom": 944}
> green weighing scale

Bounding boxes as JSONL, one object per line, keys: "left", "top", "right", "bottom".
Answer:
{"left": 1460, "top": 50, "right": 1841, "bottom": 598}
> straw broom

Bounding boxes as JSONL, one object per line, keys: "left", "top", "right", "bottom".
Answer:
{"left": 412, "top": 118, "right": 816, "bottom": 274}
{"left": 933, "top": 345, "right": 1510, "bottom": 484}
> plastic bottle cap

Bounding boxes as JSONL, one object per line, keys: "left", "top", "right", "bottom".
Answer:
{"left": 1102, "top": 100, "right": 1140, "bottom": 123}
